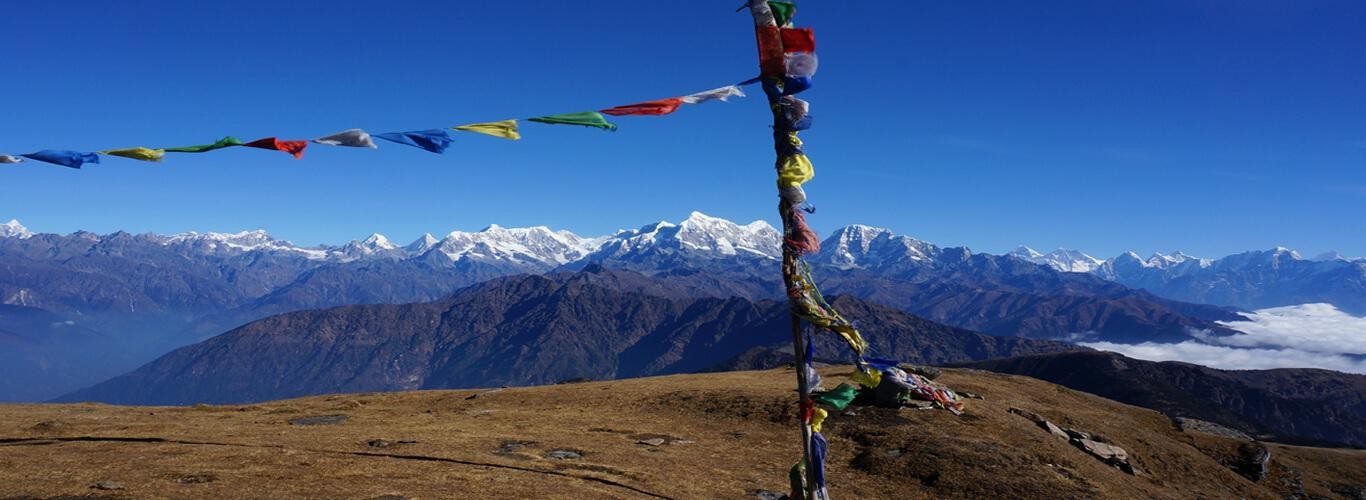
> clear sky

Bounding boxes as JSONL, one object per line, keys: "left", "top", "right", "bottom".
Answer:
{"left": 2, "top": 1, "right": 1363, "bottom": 259}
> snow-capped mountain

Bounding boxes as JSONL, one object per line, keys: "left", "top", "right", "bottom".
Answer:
{"left": 578, "top": 212, "right": 781, "bottom": 268}
{"left": 813, "top": 224, "right": 938, "bottom": 271}
{"left": 1009, "top": 246, "right": 1104, "bottom": 273}
{"left": 1, "top": 219, "right": 32, "bottom": 239}
{"left": 164, "top": 230, "right": 336, "bottom": 260}
{"left": 435, "top": 224, "right": 603, "bottom": 268}
{"left": 405, "top": 233, "right": 439, "bottom": 254}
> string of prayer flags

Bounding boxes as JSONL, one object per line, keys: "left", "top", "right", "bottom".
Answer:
{"left": 100, "top": 147, "right": 165, "bottom": 162}
{"left": 528, "top": 111, "right": 618, "bottom": 131}
{"left": 164, "top": 136, "right": 243, "bottom": 153}
{"left": 453, "top": 120, "right": 520, "bottom": 140}
{"left": 8, "top": 83, "right": 745, "bottom": 168}
{"left": 21, "top": 150, "right": 99, "bottom": 169}
{"left": 313, "top": 129, "right": 377, "bottom": 148}
{"left": 600, "top": 98, "right": 684, "bottom": 116}
{"left": 244, "top": 137, "right": 308, "bottom": 159}
{"left": 679, "top": 85, "right": 746, "bottom": 104}
{"left": 375, "top": 129, "right": 454, "bottom": 154}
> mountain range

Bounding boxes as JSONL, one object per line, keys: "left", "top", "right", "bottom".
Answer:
{"left": 56, "top": 268, "right": 1080, "bottom": 405}
{"left": 1012, "top": 244, "right": 1366, "bottom": 314}
{"left": 3, "top": 213, "right": 1360, "bottom": 401}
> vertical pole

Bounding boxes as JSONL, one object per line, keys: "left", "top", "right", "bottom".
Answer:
{"left": 743, "top": 1, "right": 820, "bottom": 497}
{"left": 791, "top": 316, "right": 817, "bottom": 497}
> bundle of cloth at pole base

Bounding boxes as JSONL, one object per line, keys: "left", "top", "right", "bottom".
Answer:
{"left": 742, "top": 1, "right": 970, "bottom": 498}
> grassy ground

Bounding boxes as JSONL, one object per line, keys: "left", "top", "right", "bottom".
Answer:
{"left": 1, "top": 367, "right": 1362, "bottom": 499}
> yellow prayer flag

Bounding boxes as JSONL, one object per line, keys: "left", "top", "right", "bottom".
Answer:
{"left": 453, "top": 119, "right": 520, "bottom": 140}
{"left": 100, "top": 147, "right": 165, "bottom": 162}
{"left": 811, "top": 407, "right": 828, "bottom": 433}
{"left": 777, "top": 153, "right": 814, "bottom": 188}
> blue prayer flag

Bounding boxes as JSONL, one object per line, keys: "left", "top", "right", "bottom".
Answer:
{"left": 374, "top": 129, "right": 453, "bottom": 154}
{"left": 21, "top": 150, "right": 99, "bottom": 169}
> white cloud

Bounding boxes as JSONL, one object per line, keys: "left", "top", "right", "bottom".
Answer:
{"left": 1080, "top": 303, "right": 1366, "bottom": 374}
{"left": 1213, "top": 303, "right": 1366, "bottom": 355}
{"left": 1079, "top": 341, "right": 1366, "bottom": 374}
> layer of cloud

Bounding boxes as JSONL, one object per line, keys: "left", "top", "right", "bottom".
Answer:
{"left": 1081, "top": 303, "right": 1366, "bottom": 373}
{"left": 1079, "top": 341, "right": 1366, "bottom": 374}
{"left": 1212, "top": 303, "right": 1366, "bottom": 355}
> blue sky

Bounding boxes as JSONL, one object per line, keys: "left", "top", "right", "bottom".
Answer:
{"left": 3, "top": 1, "right": 1364, "bottom": 259}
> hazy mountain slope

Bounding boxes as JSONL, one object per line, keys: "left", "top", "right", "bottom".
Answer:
{"left": 56, "top": 269, "right": 1077, "bottom": 405}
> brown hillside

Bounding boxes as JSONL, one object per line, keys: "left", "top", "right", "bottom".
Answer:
{"left": 2, "top": 368, "right": 1362, "bottom": 499}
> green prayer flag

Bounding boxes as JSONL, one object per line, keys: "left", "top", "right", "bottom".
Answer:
{"left": 812, "top": 383, "right": 859, "bottom": 411}
{"left": 527, "top": 111, "right": 617, "bottom": 131}
{"left": 769, "top": 1, "right": 795, "bottom": 26}
{"left": 163, "top": 136, "right": 244, "bottom": 153}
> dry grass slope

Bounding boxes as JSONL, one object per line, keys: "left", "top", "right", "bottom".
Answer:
{"left": 1, "top": 368, "right": 1362, "bottom": 499}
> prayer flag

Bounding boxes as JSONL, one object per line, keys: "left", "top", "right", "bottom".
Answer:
{"left": 163, "top": 136, "right": 243, "bottom": 153}
{"left": 0, "top": 155, "right": 23, "bottom": 163}
{"left": 244, "top": 137, "right": 308, "bottom": 159}
{"left": 757, "top": 26, "right": 786, "bottom": 77}
{"left": 314, "top": 129, "right": 377, "bottom": 148}
{"left": 527, "top": 112, "right": 618, "bottom": 131}
{"left": 374, "top": 129, "right": 454, "bottom": 154}
{"left": 100, "top": 147, "right": 165, "bottom": 162}
{"left": 777, "top": 153, "right": 814, "bottom": 188}
{"left": 768, "top": 1, "right": 795, "bottom": 26}
{"left": 679, "top": 85, "right": 746, "bottom": 104}
{"left": 21, "top": 150, "right": 99, "bottom": 169}
{"left": 453, "top": 120, "right": 520, "bottom": 140}
{"left": 781, "top": 27, "right": 815, "bottom": 53}
{"left": 600, "top": 98, "right": 684, "bottom": 116}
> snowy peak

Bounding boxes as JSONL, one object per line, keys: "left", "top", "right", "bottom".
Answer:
{"left": 1009, "top": 246, "right": 1043, "bottom": 260}
{"left": 672, "top": 211, "right": 780, "bottom": 257}
{"left": 1312, "top": 251, "right": 1363, "bottom": 262}
{"left": 362, "top": 233, "right": 397, "bottom": 250}
{"left": 1009, "top": 246, "right": 1103, "bottom": 273}
{"left": 436, "top": 224, "right": 600, "bottom": 267}
{"left": 583, "top": 212, "right": 782, "bottom": 263}
{"left": 406, "top": 233, "right": 439, "bottom": 254}
{"left": 815, "top": 224, "right": 937, "bottom": 270}
{"left": 164, "top": 230, "right": 333, "bottom": 260}
{"left": 339, "top": 233, "right": 403, "bottom": 260}
{"left": 1, "top": 219, "right": 32, "bottom": 239}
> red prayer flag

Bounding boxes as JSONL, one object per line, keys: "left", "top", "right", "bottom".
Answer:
{"left": 600, "top": 97, "right": 685, "bottom": 116}
{"left": 757, "top": 25, "right": 786, "bottom": 77}
{"left": 780, "top": 27, "right": 815, "bottom": 53}
{"left": 244, "top": 137, "right": 308, "bottom": 160}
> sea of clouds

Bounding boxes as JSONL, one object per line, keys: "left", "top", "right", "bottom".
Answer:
{"left": 1081, "top": 303, "right": 1366, "bottom": 373}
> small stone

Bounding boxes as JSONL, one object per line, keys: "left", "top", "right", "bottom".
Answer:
{"left": 959, "top": 391, "right": 985, "bottom": 400}
{"left": 1008, "top": 407, "right": 1045, "bottom": 424}
{"left": 288, "top": 415, "right": 349, "bottom": 426}
{"left": 886, "top": 449, "right": 903, "bottom": 458}
{"left": 638, "top": 438, "right": 666, "bottom": 446}
{"left": 367, "top": 439, "right": 393, "bottom": 448}
{"left": 1040, "top": 421, "right": 1071, "bottom": 440}
{"left": 901, "top": 401, "right": 935, "bottom": 410}
{"left": 170, "top": 473, "right": 217, "bottom": 484}
{"left": 841, "top": 410, "right": 859, "bottom": 417}
{"left": 495, "top": 441, "right": 533, "bottom": 454}
{"left": 752, "top": 490, "right": 788, "bottom": 500}
{"left": 670, "top": 439, "right": 695, "bottom": 445}
{"left": 545, "top": 449, "right": 582, "bottom": 460}
{"left": 92, "top": 481, "right": 125, "bottom": 491}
